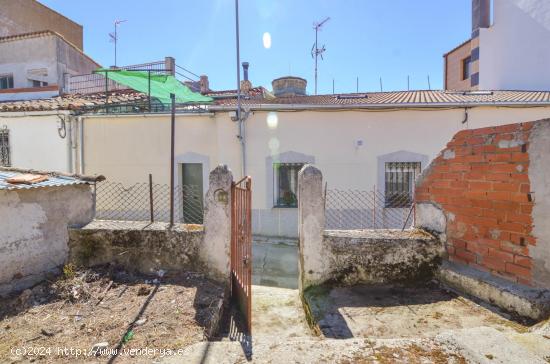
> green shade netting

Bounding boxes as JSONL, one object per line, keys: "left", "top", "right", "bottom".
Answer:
{"left": 94, "top": 69, "right": 213, "bottom": 105}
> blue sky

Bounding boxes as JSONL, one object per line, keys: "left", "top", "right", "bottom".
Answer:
{"left": 40, "top": 0, "right": 471, "bottom": 94}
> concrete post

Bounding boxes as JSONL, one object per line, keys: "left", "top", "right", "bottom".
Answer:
{"left": 298, "top": 164, "right": 328, "bottom": 291}
{"left": 202, "top": 165, "right": 233, "bottom": 282}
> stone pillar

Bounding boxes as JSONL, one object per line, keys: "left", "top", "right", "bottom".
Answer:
{"left": 202, "top": 165, "right": 233, "bottom": 282}
{"left": 164, "top": 57, "right": 176, "bottom": 76}
{"left": 298, "top": 164, "right": 328, "bottom": 291}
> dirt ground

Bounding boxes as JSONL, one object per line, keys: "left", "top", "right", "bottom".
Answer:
{"left": 0, "top": 265, "right": 224, "bottom": 363}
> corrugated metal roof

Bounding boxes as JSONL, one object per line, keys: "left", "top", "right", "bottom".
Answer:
{"left": 0, "top": 171, "right": 90, "bottom": 190}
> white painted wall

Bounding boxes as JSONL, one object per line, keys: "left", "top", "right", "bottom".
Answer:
{"left": 0, "top": 112, "right": 72, "bottom": 172}
{"left": 81, "top": 105, "right": 550, "bottom": 237}
{"left": 0, "top": 185, "right": 94, "bottom": 296}
{"left": 479, "top": 0, "right": 550, "bottom": 90}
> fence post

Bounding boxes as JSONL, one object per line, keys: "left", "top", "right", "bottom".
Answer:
{"left": 372, "top": 185, "right": 376, "bottom": 229}
{"left": 149, "top": 174, "right": 154, "bottom": 223}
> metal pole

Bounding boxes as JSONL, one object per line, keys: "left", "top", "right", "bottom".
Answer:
{"left": 104, "top": 70, "right": 109, "bottom": 112}
{"left": 314, "top": 26, "right": 318, "bottom": 95}
{"left": 114, "top": 23, "right": 117, "bottom": 67}
{"left": 235, "top": 0, "right": 245, "bottom": 177}
{"left": 149, "top": 173, "right": 154, "bottom": 223}
{"left": 169, "top": 93, "right": 175, "bottom": 226}
{"left": 148, "top": 70, "right": 151, "bottom": 111}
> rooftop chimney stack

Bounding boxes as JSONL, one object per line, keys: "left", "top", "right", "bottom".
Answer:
{"left": 472, "top": 0, "right": 491, "bottom": 33}
{"left": 240, "top": 62, "right": 252, "bottom": 93}
{"left": 199, "top": 75, "right": 209, "bottom": 94}
{"left": 242, "top": 62, "right": 249, "bottom": 81}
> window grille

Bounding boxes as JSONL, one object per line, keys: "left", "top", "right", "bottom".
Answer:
{"left": 385, "top": 162, "right": 421, "bottom": 208}
{"left": 273, "top": 163, "right": 304, "bottom": 207}
{"left": 0, "top": 127, "right": 10, "bottom": 167}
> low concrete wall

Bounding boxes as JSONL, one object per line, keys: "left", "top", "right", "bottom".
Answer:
{"left": 0, "top": 184, "right": 94, "bottom": 296}
{"left": 322, "top": 229, "right": 444, "bottom": 286}
{"left": 298, "top": 164, "right": 444, "bottom": 291}
{"left": 68, "top": 165, "right": 234, "bottom": 284}
{"left": 68, "top": 221, "right": 206, "bottom": 275}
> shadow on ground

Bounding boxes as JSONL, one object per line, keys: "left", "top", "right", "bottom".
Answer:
{"left": 304, "top": 281, "right": 531, "bottom": 340}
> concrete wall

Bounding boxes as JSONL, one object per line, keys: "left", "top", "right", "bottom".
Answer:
{"left": 0, "top": 184, "right": 94, "bottom": 296}
{"left": 0, "top": 112, "right": 72, "bottom": 172}
{"left": 297, "top": 165, "right": 443, "bottom": 291}
{"left": 416, "top": 119, "right": 550, "bottom": 289}
{"left": 478, "top": 0, "right": 550, "bottom": 90}
{"left": 0, "top": 33, "right": 98, "bottom": 94}
{"left": 0, "top": 0, "right": 84, "bottom": 50}
{"left": 81, "top": 106, "right": 550, "bottom": 238}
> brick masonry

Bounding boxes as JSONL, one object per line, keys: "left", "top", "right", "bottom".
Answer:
{"left": 416, "top": 122, "right": 535, "bottom": 285}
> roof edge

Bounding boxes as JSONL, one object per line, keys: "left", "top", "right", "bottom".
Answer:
{"left": 0, "top": 166, "right": 105, "bottom": 183}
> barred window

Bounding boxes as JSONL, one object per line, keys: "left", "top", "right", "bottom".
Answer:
{"left": 385, "top": 162, "right": 421, "bottom": 208}
{"left": 273, "top": 163, "right": 303, "bottom": 208}
{"left": 0, "top": 128, "right": 10, "bottom": 167}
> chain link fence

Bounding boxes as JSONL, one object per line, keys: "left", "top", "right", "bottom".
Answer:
{"left": 94, "top": 179, "right": 203, "bottom": 224}
{"left": 325, "top": 188, "right": 415, "bottom": 230}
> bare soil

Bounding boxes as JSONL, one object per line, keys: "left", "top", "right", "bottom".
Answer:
{"left": 0, "top": 265, "right": 224, "bottom": 363}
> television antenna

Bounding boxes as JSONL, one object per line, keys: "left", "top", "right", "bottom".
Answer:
{"left": 311, "top": 17, "right": 330, "bottom": 95}
{"left": 109, "top": 19, "right": 127, "bottom": 67}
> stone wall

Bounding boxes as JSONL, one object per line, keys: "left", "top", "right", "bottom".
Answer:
{"left": 416, "top": 119, "right": 550, "bottom": 289}
{"left": 298, "top": 165, "right": 443, "bottom": 291}
{"left": 0, "top": 184, "right": 94, "bottom": 296}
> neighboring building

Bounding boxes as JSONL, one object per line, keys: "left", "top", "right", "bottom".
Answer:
{"left": 444, "top": 0, "right": 550, "bottom": 91}
{"left": 0, "top": 168, "right": 101, "bottom": 295}
{"left": 0, "top": 31, "right": 100, "bottom": 100}
{"left": 0, "top": 1, "right": 100, "bottom": 100}
{"left": 3, "top": 83, "right": 550, "bottom": 237}
{"left": 0, "top": 0, "right": 84, "bottom": 50}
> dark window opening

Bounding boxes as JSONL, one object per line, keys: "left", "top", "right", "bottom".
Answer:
{"left": 385, "top": 162, "right": 421, "bottom": 208}
{"left": 0, "top": 74, "right": 14, "bottom": 90}
{"left": 274, "top": 163, "right": 303, "bottom": 207}
{"left": 462, "top": 56, "right": 472, "bottom": 81}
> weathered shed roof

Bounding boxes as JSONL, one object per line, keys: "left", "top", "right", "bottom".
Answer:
{"left": 0, "top": 167, "right": 104, "bottom": 190}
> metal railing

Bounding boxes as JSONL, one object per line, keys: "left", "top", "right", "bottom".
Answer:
{"left": 66, "top": 60, "right": 169, "bottom": 95}
{"left": 94, "top": 176, "right": 204, "bottom": 224}
{"left": 324, "top": 187, "right": 415, "bottom": 230}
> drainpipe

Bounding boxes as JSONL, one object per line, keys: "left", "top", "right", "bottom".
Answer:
{"left": 66, "top": 117, "right": 73, "bottom": 174}
{"left": 78, "top": 116, "right": 84, "bottom": 174}
{"left": 235, "top": 0, "right": 246, "bottom": 177}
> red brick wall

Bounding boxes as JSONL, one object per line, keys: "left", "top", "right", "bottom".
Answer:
{"left": 415, "top": 122, "right": 535, "bottom": 285}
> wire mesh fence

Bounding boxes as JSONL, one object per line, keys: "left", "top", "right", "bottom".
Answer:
{"left": 95, "top": 179, "right": 204, "bottom": 224}
{"left": 325, "top": 188, "right": 415, "bottom": 230}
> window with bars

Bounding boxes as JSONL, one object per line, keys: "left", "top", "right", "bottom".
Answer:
{"left": 273, "top": 163, "right": 304, "bottom": 207}
{"left": 385, "top": 162, "right": 421, "bottom": 208}
{"left": 0, "top": 128, "right": 10, "bottom": 167}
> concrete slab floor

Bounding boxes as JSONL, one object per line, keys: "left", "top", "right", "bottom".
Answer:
{"left": 252, "top": 240, "right": 299, "bottom": 289}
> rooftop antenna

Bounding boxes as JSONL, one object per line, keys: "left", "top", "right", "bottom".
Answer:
{"left": 109, "top": 19, "right": 127, "bottom": 67}
{"left": 356, "top": 76, "right": 359, "bottom": 93}
{"left": 407, "top": 75, "right": 410, "bottom": 91}
{"left": 427, "top": 74, "right": 431, "bottom": 90}
{"left": 332, "top": 78, "right": 335, "bottom": 94}
{"left": 311, "top": 17, "right": 330, "bottom": 95}
{"left": 379, "top": 77, "right": 383, "bottom": 92}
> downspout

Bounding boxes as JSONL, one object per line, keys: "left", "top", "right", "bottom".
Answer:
{"left": 78, "top": 116, "right": 84, "bottom": 174}
{"left": 235, "top": 0, "right": 246, "bottom": 177}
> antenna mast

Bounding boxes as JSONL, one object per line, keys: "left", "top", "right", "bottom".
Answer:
{"left": 311, "top": 17, "right": 330, "bottom": 95}
{"left": 109, "top": 19, "right": 127, "bottom": 67}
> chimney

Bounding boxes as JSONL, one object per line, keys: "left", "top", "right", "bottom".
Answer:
{"left": 242, "top": 62, "right": 249, "bottom": 81}
{"left": 165, "top": 56, "right": 175, "bottom": 76}
{"left": 472, "top": 0, "right": 491, "bottom": 33}
{"left": 199, "top": 75, "right": 209, "bottom": 94}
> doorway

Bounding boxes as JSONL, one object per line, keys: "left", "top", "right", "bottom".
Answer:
{"left": 180, "top": 163, "right": 204, "bottom": 224}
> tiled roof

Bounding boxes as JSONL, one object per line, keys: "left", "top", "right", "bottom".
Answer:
{"left": 0, "top": 167, "right": 104, "bottom": 191}
{"left": 0, "top": 90, "right": 148, "bottom": 112}
{"left": 213, "top": 90, "right": 550, "bottom": 108}
{"left": 3, "top": 89, "right": 550, "bottom": 113}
